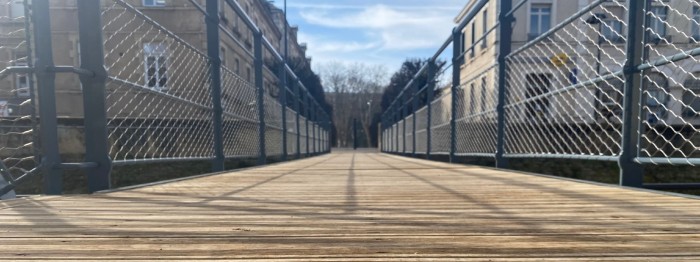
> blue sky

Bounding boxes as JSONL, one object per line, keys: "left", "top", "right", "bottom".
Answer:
{"left": 272, "top": 0, "right": 465, "bottom": 73}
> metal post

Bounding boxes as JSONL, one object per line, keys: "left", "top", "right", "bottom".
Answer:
{"left": 282, "top": 0, "right": 289, "bottom": 161}
{"left": 254, "top": 31, "right": 266, "bottom": 165}
{"left": 394, "top": 106, "right": 399, "bottom": 153}
{"left": 450, "top": 28, "right": 462, "bottom": 163}
{"left": 77, "top": 0, "right": 113, "bottom": 193}
{"left": 33, "top": 0, "right": 63, "bottom": 194}
{"left": 426, "top": 62, "right": 435, "bottom": 159}
{"left": 411, "top": 81, "right": 418, "bottom": 157}
{"left": 294, "top": 81, "right": 301, "bottom": 159}
{"left": 205, "top": 0, "right": 225, "bottom": 171}
{"left": 305, "top": 94, "right": 310, "bottom": 157}
{"left": 495, "top": 0, "right": 513, "bottom": 169}
{"left": 619, "top": 0, "right": 646, "bottom": 187}
{"left": 353, "top": 118, "right": 358, "bottom": 150}
{"left": 402, "top": 95, "right": 407, "bottom": 155}
{"left": 312, "top": 104, "right": 317, "bottom": 154}
{"left": 279, "top": 64, "right": 288, "bottom": 161}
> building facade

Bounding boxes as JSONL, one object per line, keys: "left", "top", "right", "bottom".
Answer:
{"left": 456, "top": 0, "right": 700, "bottom": 127}
{"left": 0, "top": 0, "right": 311, "bottom": 119}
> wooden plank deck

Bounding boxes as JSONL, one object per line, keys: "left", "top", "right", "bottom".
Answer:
{"left": 1, "top": 150, "right": 700, "bottom": 261}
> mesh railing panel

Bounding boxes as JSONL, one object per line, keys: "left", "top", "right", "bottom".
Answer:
{"left": 638, "top": 0, "right": 700, "bottom": 164}
{"left": 504, "top": 1, "right": 626, "bottom": 158}
{"left": 430, "top": 91, "right": 452, "bottom": 154}
{"left": 103, "top": 0, "right": 214, "bottom": 162}
{"left": 404, "top": 115, "right": 414, "bottom": 153}
{"left": 221, "top": 66, "right": 260, "bottom": 158}
{"left": 285, "top": 107, "right": 297, "bottom": 155}
{"left": 397, "top": 119, "right": 405, "bottom": 152}
{"left": 0, "top": 0, "right": 38, "bottom": 193}
{"left": 455, "top": 64, "right": 498, "bottom": 156}
{"left": 414, "top": 107, "right": 428, "bottom": 154}
{"left": 299, "top": 116, "right": 308, "bottom": 154}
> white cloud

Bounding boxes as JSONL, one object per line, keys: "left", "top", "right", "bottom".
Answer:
{"left": 299, "top": 4, "right": 457, "bottom": 51}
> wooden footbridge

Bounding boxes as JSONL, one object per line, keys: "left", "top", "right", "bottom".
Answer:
{"left": 1, "top": 150, "right": 699, "bottom": 260}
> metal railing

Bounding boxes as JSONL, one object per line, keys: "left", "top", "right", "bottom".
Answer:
{"left": 381, "top": 0, "right": 700, "bottom": 189}
{"left": 0, "top": 0, "right": 331, "bottom": 197}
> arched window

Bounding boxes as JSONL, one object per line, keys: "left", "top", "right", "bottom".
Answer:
{"left": 682, "top": 72, "right": 700, "bottom": 117}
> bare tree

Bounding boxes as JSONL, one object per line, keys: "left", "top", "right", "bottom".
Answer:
{"left": 319, "top": 62, "right": 387, "bottom": 147}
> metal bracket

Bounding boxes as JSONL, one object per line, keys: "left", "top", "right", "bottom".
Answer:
{"left": 48, "top": 66, "right": 96, "bottom": 77}
{"left": 0, "top": 66, "right": 33, "bottom": 80}
{"left": 0, "top": 161, "right": 16, "bottom": 184}
{"left": 56, "top": 162, "right": 99, "bottom": 170}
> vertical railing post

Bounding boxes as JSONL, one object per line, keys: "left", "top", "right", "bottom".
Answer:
{"left": 450, "top": 28, "right": 462, "bottom": 163}
{"left": 305, "top": 93, "right": 310, "bottom": 157}
{"left": 426, "top": 62, "right": 435, "bottom": 160}
{"left": 33, "top": 0, "right": 62, "bottom": 194}
{"left": 394, "top": 106, "right": 399, "bottom": 153}
{"left": 254, "top": 31, "right": 266, "bottom": 165}
{"left": 294, "top": 81, "right": 301, "bottom": 159}
{"left": 495, "top": 0, "right": 512, "bottom": 169}
{"left": 77, "top": 0, "right": 112, "bottom": 193}
{"left": 411, "top": 81, "right": 418, "bottom": 157}
{"left": 279, "top": 64, "right": 288, "bottom": 161}
{"left": 402, "top": 95, "right": 407, "bottom": 155}
{"left": 353, "top": 118, "right": 358, "bottom": 150}
{"left": 619, "top": 0, "right": 646, "bottom": 187}
{"left": 312, "top": 104, "right": 317, "bottom": 154}
{"left": 205, "top": 0, "right": 225, "bottom": 171}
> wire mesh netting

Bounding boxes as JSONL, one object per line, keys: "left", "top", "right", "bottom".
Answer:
{"left": 414, "top": 106, "right": 428, "bottom": 154}
{"left": 638, "top": 0, "right": 700, "bottom": 164}
{"left": 103, "top": 0, "right": 215, "bottom": 162}
{"left": 504, "top": 0, "right": 626, "bottom": 158}
{"left": 430, "top": 90, "right": 452, "bottom": 154}
{"left": 404, "top": 115, "right": 414, "bottom": 153}
{"left": 456, "top": 64, "right": 498, "bottom": 156}
{"left": 0, "top": 0, "right": 38, "bottom": 194}
{"left": 221, "top": 66, "right": 260, "bottom": 158}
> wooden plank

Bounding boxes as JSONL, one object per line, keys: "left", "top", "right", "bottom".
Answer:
{"left": 0, "top": 151, "right": 699, "bottom": 260}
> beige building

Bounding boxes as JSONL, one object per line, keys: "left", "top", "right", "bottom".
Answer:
{"left": 0, "top": 0, "right": 311, "bottom": 119}
{"left": 456, "top": 0, "right": 700, "bottom": 127}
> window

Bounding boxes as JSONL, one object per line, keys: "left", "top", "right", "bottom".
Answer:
{"left": 480, "top": 77, "right": 488, "bottom": 112}
{"left": 693, "top": 6, "right": 700, "bottom": 40}
{"left": 598, "top": 77, "right": 624, "bottom": 120}
{"left": 220, "top": 46, "right": 226, "bottom": 67}
{"left": 469, "top": 83, "right": 476, "bottom": 114}
{"left": 682, "top": 73, "right": 700, "bottom": 117}
{"left": 602, "top": 19, "right": 624, "bottom": 43}
{"left": 15, "top": 61, "right": 29, "bottom": 97}
{"left": 143, "top": 43, "right": 168, "bottom": 91}
{"left": 482, "top": 9, "right": 488, "bottom": 48}
{"left": 235, "top": 58, "right": 240, "bottom": 74}
{"left": 143, "top": 0, "right": 165, "bottom": 7}
{"left": 645, "top": 73, "right": 668, "bottom": 107}
{"left": 470, "top": 22, "right": 476, "bottom": 57}
{"left": 460, "top": 32, "right": 466, "bottom": 55}
{"left": 11, "top": 0, "right": 24, "bottom": 18}
{"left": 645, "top": 72, "right": 668, "bottom": 122}
{"left": 525, "top": 73, "right": 551, "bottom": 119}
{"left": 247, "top": 67, "right": 251, "bottom": 83}
{"left": 529, "top": 4, "right": 551, "bottom": 40}
{"left": 648, "top": 6, "right": 667, "bottom": 40}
